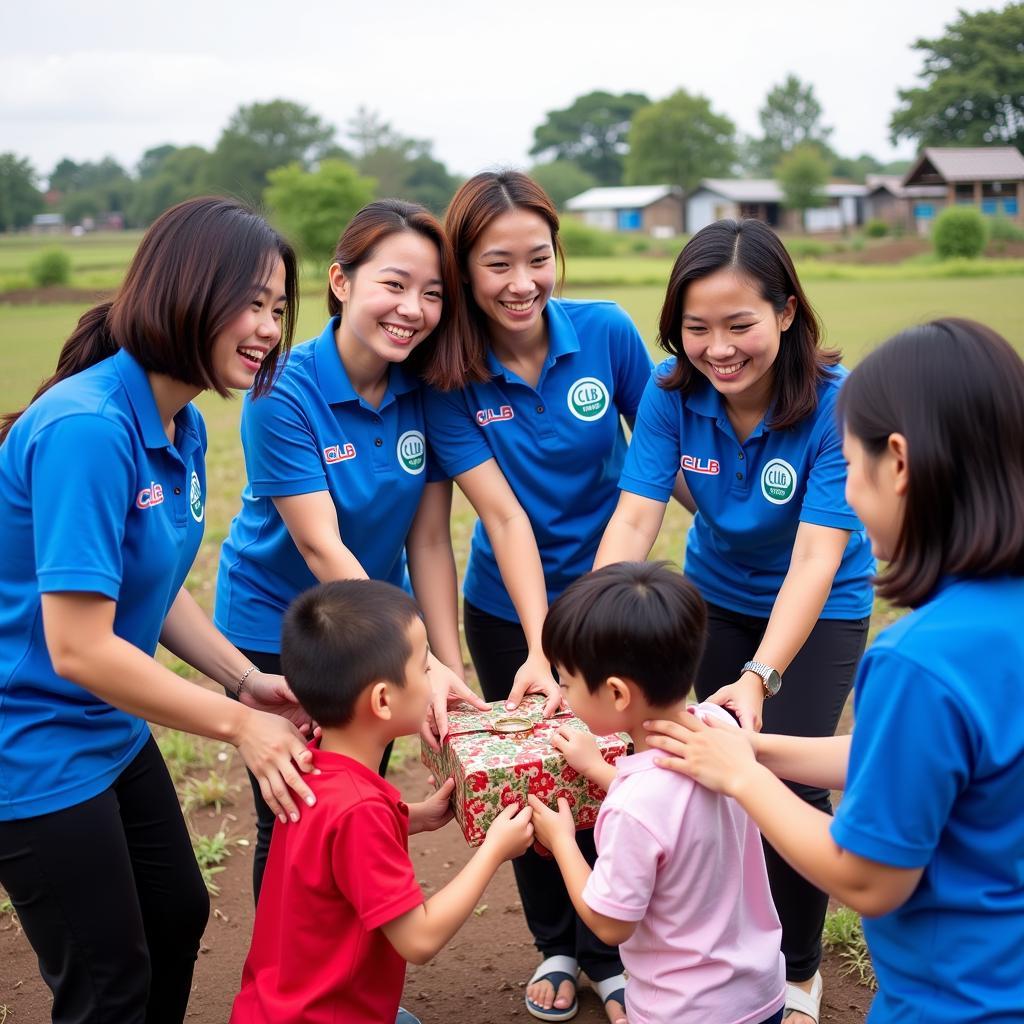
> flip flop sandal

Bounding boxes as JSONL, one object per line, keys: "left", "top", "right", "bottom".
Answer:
{"left": 783, "top": 970, "right": 823, "bottom": 1023}
{"left": 396, "top": 1010, "right": 422, "bottom": 1024}
{"left": 591, "top": 973, "right": 628, "bottom": 1022}
{"left": 525, "top": 954, "right": 581, "bottom": 1021}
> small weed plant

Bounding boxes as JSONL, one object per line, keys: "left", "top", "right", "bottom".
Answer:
{"left": 182, "top": 770, "right": 236, "bottom": 814}
{"left": 823, "top": 905, "right": 877, "bottom": 990}
{"left": 192, "top": 828, "right": 234, "bottom": 896}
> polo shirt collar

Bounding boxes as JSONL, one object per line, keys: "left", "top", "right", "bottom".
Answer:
{"left": 485, "top": 300, "right": 581, "bottom": 382}
{"left": 309, "top": 742, "right": 406, "bottom": 809}
{"left": 112, "top": 348, "right": 172, "bottom": 451}
{"left": 314, "top": 316, "right": 419, "bottom": 408}
{"left": 685, "top": 377, "right": 770, "bottom": 442}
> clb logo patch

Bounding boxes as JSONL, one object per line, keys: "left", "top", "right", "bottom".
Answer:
{"left": 397, "top": 430, "right": 426, "bottom": 475}
{"left": 189, "top": 470, "right": 204, "bottom": 523}
{"left": 760, "top": 458, "right": 797, "bottom": 505}
{"left": 567, "top": 377, "right": 609, "bottom": 421}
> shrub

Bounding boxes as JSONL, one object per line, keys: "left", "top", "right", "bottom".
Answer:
{"left": 933, "top": 207, "right": 988, "bottom": 259}
{"left": 864, "top": 219, "right": 889, "bottom": 238}
{"left": 28, "top": 246, "right": 71, "bottom": 287}
{"left": 558, "top": 217, "right": 616, "bottom": 257}
{"left": 988, "top": 216, "right": 1024, "bottom": 243}
{"left": 785, "top": 237, "right": 826, "bottom": 260}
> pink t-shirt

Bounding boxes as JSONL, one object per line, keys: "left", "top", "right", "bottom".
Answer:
{"left": 582, "top": 706, "right": 785, "bottom": 1024}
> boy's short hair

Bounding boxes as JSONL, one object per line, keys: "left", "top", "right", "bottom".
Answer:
{"left": 542, "top": 562, "right": 707, "bottom": 707}
{"left": 280, "top": 579, "right": 421, "bottom": 726}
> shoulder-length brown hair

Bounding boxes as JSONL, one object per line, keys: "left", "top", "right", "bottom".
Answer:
{"left": 838, "top": 318, "right": 1024, "bottom": 608}
{"left": 657, "top": 219, "right": 839, "bottom": 429}
{"left": 0, "top": 196, "right": 298, "bottom": 444}
{"left": 326, "top": 199, "right": 483, "bottom": 391}
{"left": 444, "top": 170, "right": 566, "bottom": 378}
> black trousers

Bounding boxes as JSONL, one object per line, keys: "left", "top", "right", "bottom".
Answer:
{"left": 0, "top": 737, "right": 209, "bottom": 1024}
{"left": 235, "top": 647, "right": 392, "bottom": 903}
{"left": 695, "top": 602, "right": 869, "bottom": 983}
{"left": 463, "top": 599, "right": 623, "bottom": 983}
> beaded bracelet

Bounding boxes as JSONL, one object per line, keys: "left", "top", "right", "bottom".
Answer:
{"left": 236, "top": 664, "right": 258, "bottom": 696}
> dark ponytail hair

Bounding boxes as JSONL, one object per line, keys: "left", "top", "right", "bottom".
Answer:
{"left": 838, "top": 318, "right": 1024, "bottom": 608}
{"left": 1, "top": 196, "right": 298, "bottom": 444}
{"left": 657, "top": 219, "right": 839, "bottom": 429}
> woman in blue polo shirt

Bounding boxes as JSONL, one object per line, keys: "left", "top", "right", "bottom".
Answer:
{"left": 425, "top": 171, "right": 653, "bottom": 1024}
{"left": 645, "top": 318, "right": 1024, "bottom": 1024}
{"left": 214, "top": 199, "right": 489, "bottom": 901}
{"left": 596, "top": 219, "right": 875, "bottom": 1023}
{"left": 0, "top": 197, "right": 318, "bottom": 1024}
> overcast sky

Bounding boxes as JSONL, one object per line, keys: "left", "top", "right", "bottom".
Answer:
{"left": 1, "top": 0, "right": 995, "bottom": 182}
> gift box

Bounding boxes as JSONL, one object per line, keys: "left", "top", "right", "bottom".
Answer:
{"left": 422, "top": 694, "right": 631, "bottom": 847}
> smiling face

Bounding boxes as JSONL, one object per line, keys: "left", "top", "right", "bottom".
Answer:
{"left": 681, "top": 268, "right": 795, "bottom": 408}
{"left": 209, "top": 257, "right": 287, "bottom": 391}
{"left": 467, "top": 208, "right": 557, "bottom": 345}
{"left": 331, "top": 230, "right": 444, "bottom": 367}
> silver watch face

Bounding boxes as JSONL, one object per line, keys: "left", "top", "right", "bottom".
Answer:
{"left": 764, "top": 669, "right": 782, "bottom": 697}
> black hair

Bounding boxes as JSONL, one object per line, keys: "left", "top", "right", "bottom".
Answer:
{"left": 838, "top": 317, "right": 1024, "bottom": 607}
{"left": 280, "top": 579, "right": 421, "bottom": 726}
{"left": 542, "top": 562, "right": 707, "bottom": 707}
{"left": 657, "top": 218, "right": 840, "bottom": 428}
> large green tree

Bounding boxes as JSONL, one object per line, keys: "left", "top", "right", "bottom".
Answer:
{"left": 264, "top": 159, "right": 375, "bottom": 260}
{"left": 529, "top": 159, "right": 597, "bottom": 209}
{"left": 777, "top": 144, "right": 830, "bottom": 229}
{"left": 129, "top": 145, "right": 211, "bottom": 225}
{"left": 890, "top": 3, "right": 1024, "bottom": 148}
{"left": 625, "top": 90, "right": 737, "bottom": 227}
{"left": 49, "top": 157, "right": 135, "bottom": 224}
{"left": 0, "top": 153, "right": 44, "bottom": 231}
{"left": 530, "top": 90, "right": 650, "bottom": 186}
{"left": 204, "top": 100, "right": 339, "bottom": 201}
{"left": 748, "top": 75, "right": 833, "bottom": 176}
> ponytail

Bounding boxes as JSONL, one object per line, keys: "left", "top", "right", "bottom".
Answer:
{"left": 0, "top": 302, "right": 117, "bottom": 444}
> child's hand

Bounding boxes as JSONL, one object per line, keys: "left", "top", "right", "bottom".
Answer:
{"left": 551, "top": 726, "right": 603, "bottom": 777}
{"left": 527, "top": 794, "right": 576, "bottom": 853}
{"left": 481, "top": 803, "right": 534, "bottom": 861}
{"left": 409, "top": 777, "right": 455, "bottom": 834}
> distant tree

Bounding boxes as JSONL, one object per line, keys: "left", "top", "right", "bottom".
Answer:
{"left": 777, "top": 144, "right": 830, "bottom": 229}
{"left": 830, "top": 152, "right": 883, "bottom": 183}
{"left": 204, "top": 100, "right": 338, "bottom": 201}
{"left": 529, "top": 160, "right": 597, "bottom": 209}
{"left": 347, "top": 106, "right": 403, "bottom": 160}
{"left": 0, "top": 153, "right": 44, "bottom": 231}
{"left": 264, "top": 159, "right": 375, "bottom": 260}
{"left": 48, "top": 158, "right": 81, "bottom": 194}
{"left": 52, "top": 157, "right": 135, "bottom": 224}
{"left": 129, "top": 146, "right": 211, "bottom": 225}
{"left": 530, "top": 90, "right": 651, "bottom": 185}
{"left": 749, "top": 75, "right": 834, "bottom": 176}
{"left": 890, "top": 3, "right": 1024, "bottom": 149}
{"left": 625, "top": 90, "right": 737, "bottom": 228}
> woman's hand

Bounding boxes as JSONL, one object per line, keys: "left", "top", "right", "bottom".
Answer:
{"left": 703, "top": 672, "right": 766, "bottom": 731}
{"left": 240, "top": 671, "right": 316, "bottom": 735}
{"left": 234, "top": 708, "right": 318, "bottom": 823}
{"left": 506, "top": 651, "right": 561, "bottom": 718}
{"left": 644, "top": 708, "right": 759, "bottom": 797}
{"left": 422, "top": 656, "right": 488, "bottom": 751}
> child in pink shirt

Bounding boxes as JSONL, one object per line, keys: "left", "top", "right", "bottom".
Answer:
{"left": 528, "top": 562, "right": 785, "bottom": 1024}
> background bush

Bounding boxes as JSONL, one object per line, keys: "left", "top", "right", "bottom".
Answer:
{"left": 988, "top": 216, "right": 1024, "bottom": 243}
{"left": 28, "top": 247, "right": 72, "bottom": 287}
{"left": 864, "top": 218, "right": 889, "bottom": 238}
{"left": 558, "top": 217, "right": 616, "bottom": 257}
{"left": 933, "top": 207, "right": 989, "bottom": 259}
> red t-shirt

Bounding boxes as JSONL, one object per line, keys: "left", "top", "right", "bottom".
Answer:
{"left": 231, "top": 746, "right": 425, "bottom": 1024}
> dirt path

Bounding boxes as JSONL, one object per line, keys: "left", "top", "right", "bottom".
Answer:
{"left": 0, "top": 744, "right": 872, "bottom": 1023}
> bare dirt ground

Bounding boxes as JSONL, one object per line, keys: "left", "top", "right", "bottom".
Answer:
{"left": 0, "top": 730, "right": 873, "bottom": 1024}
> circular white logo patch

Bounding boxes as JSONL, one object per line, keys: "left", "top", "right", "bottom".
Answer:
{"left": 567, "top": 377, "right": 609, "bottom": 421}
{"left": 760, "top": 458, "right": 797, "bottom": 505}
{"left": 397, "top": 430, "right": 426, "bottom": 475}
{"left": 189, "top": 470, "right": 205, "bottom": 523}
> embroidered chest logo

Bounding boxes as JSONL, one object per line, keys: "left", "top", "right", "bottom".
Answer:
{"left": 476, "top": 405, "right": 514, "bottom": 426}
{"left": 567, "top": 377, "right": 609, "bottom": 421}
{"left": 761, "top": 458, "right": 797, "bottom": 505}
{"left": 323, "top": 443, "right": 356, "bottom": 464}
{"left": 136, "top": 482, "right": 164, "bottom": 509}
{"left": 397, "top": 430, "right": 426, "bottom": 475}
{"left": 680, "top": 454, "right": 720, "bottom": 475}
{"left": 189, "top": 470, "right": 204, "bottom": 523}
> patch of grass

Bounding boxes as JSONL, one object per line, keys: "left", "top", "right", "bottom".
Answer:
{"left": 823, "top": 905, "right": 877, "bottom": 990}
{"left": 156, "top": 728, "right": 222, "bottom": 783}
{"left": 191, "top": 828, "right": 234, "bottom": 896}
{"left": 0, "top": 893, "right": 19, "bottom": 933}
{"left": 182, "top": 770, "right": 236, "bottom": 814}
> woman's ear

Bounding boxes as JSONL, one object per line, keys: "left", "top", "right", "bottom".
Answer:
{"left": 328, "top": 262, "right": 350, "bottom": 306}
{"left": 888, "top": 432, "right": 910, "bottom": 496}
{"left": 780, "top": 295, "right": 797, "bottom": 332}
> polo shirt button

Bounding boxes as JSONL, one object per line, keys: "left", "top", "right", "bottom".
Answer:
{"left": 736, "top": 471, "right": 743, "bottom": 480}
{"left": 536, "top": 405, "right": 545, "bottom": 414}
{"left": 738, "top": 451, "right": 745, "bottom": 460}
{"left": 174, "top": 487, "right": 181, "bottom": 495}
{"left": 374, "top": 438, "right": 383, "bottom": 447}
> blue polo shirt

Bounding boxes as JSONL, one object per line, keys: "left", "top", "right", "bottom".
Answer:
{"left": 831, "top": 576, "right": 1024, "bottom": 1023}
{"left": 620, "top": 360, "right": 874, "bottom": 618}
{"left": 424, "top": 299, "right": 653, "bottom": 621}
{"left": 0, "top": 350, "right": 207, "bottom": 820}
{"left": 215, "top": 319, "right": 431, "bottom": 652}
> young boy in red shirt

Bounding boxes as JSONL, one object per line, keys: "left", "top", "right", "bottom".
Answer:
{"left": 230, "top": 580, "right": 535, "bottom": 1024}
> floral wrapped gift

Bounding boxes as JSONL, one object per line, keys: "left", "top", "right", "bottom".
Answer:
{"left": 422, "top": 694, "right": 631, "bottom": 847}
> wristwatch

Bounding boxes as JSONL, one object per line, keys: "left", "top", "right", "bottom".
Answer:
{"left": 742, "top": 660, "right": 782, "bottom": 699}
